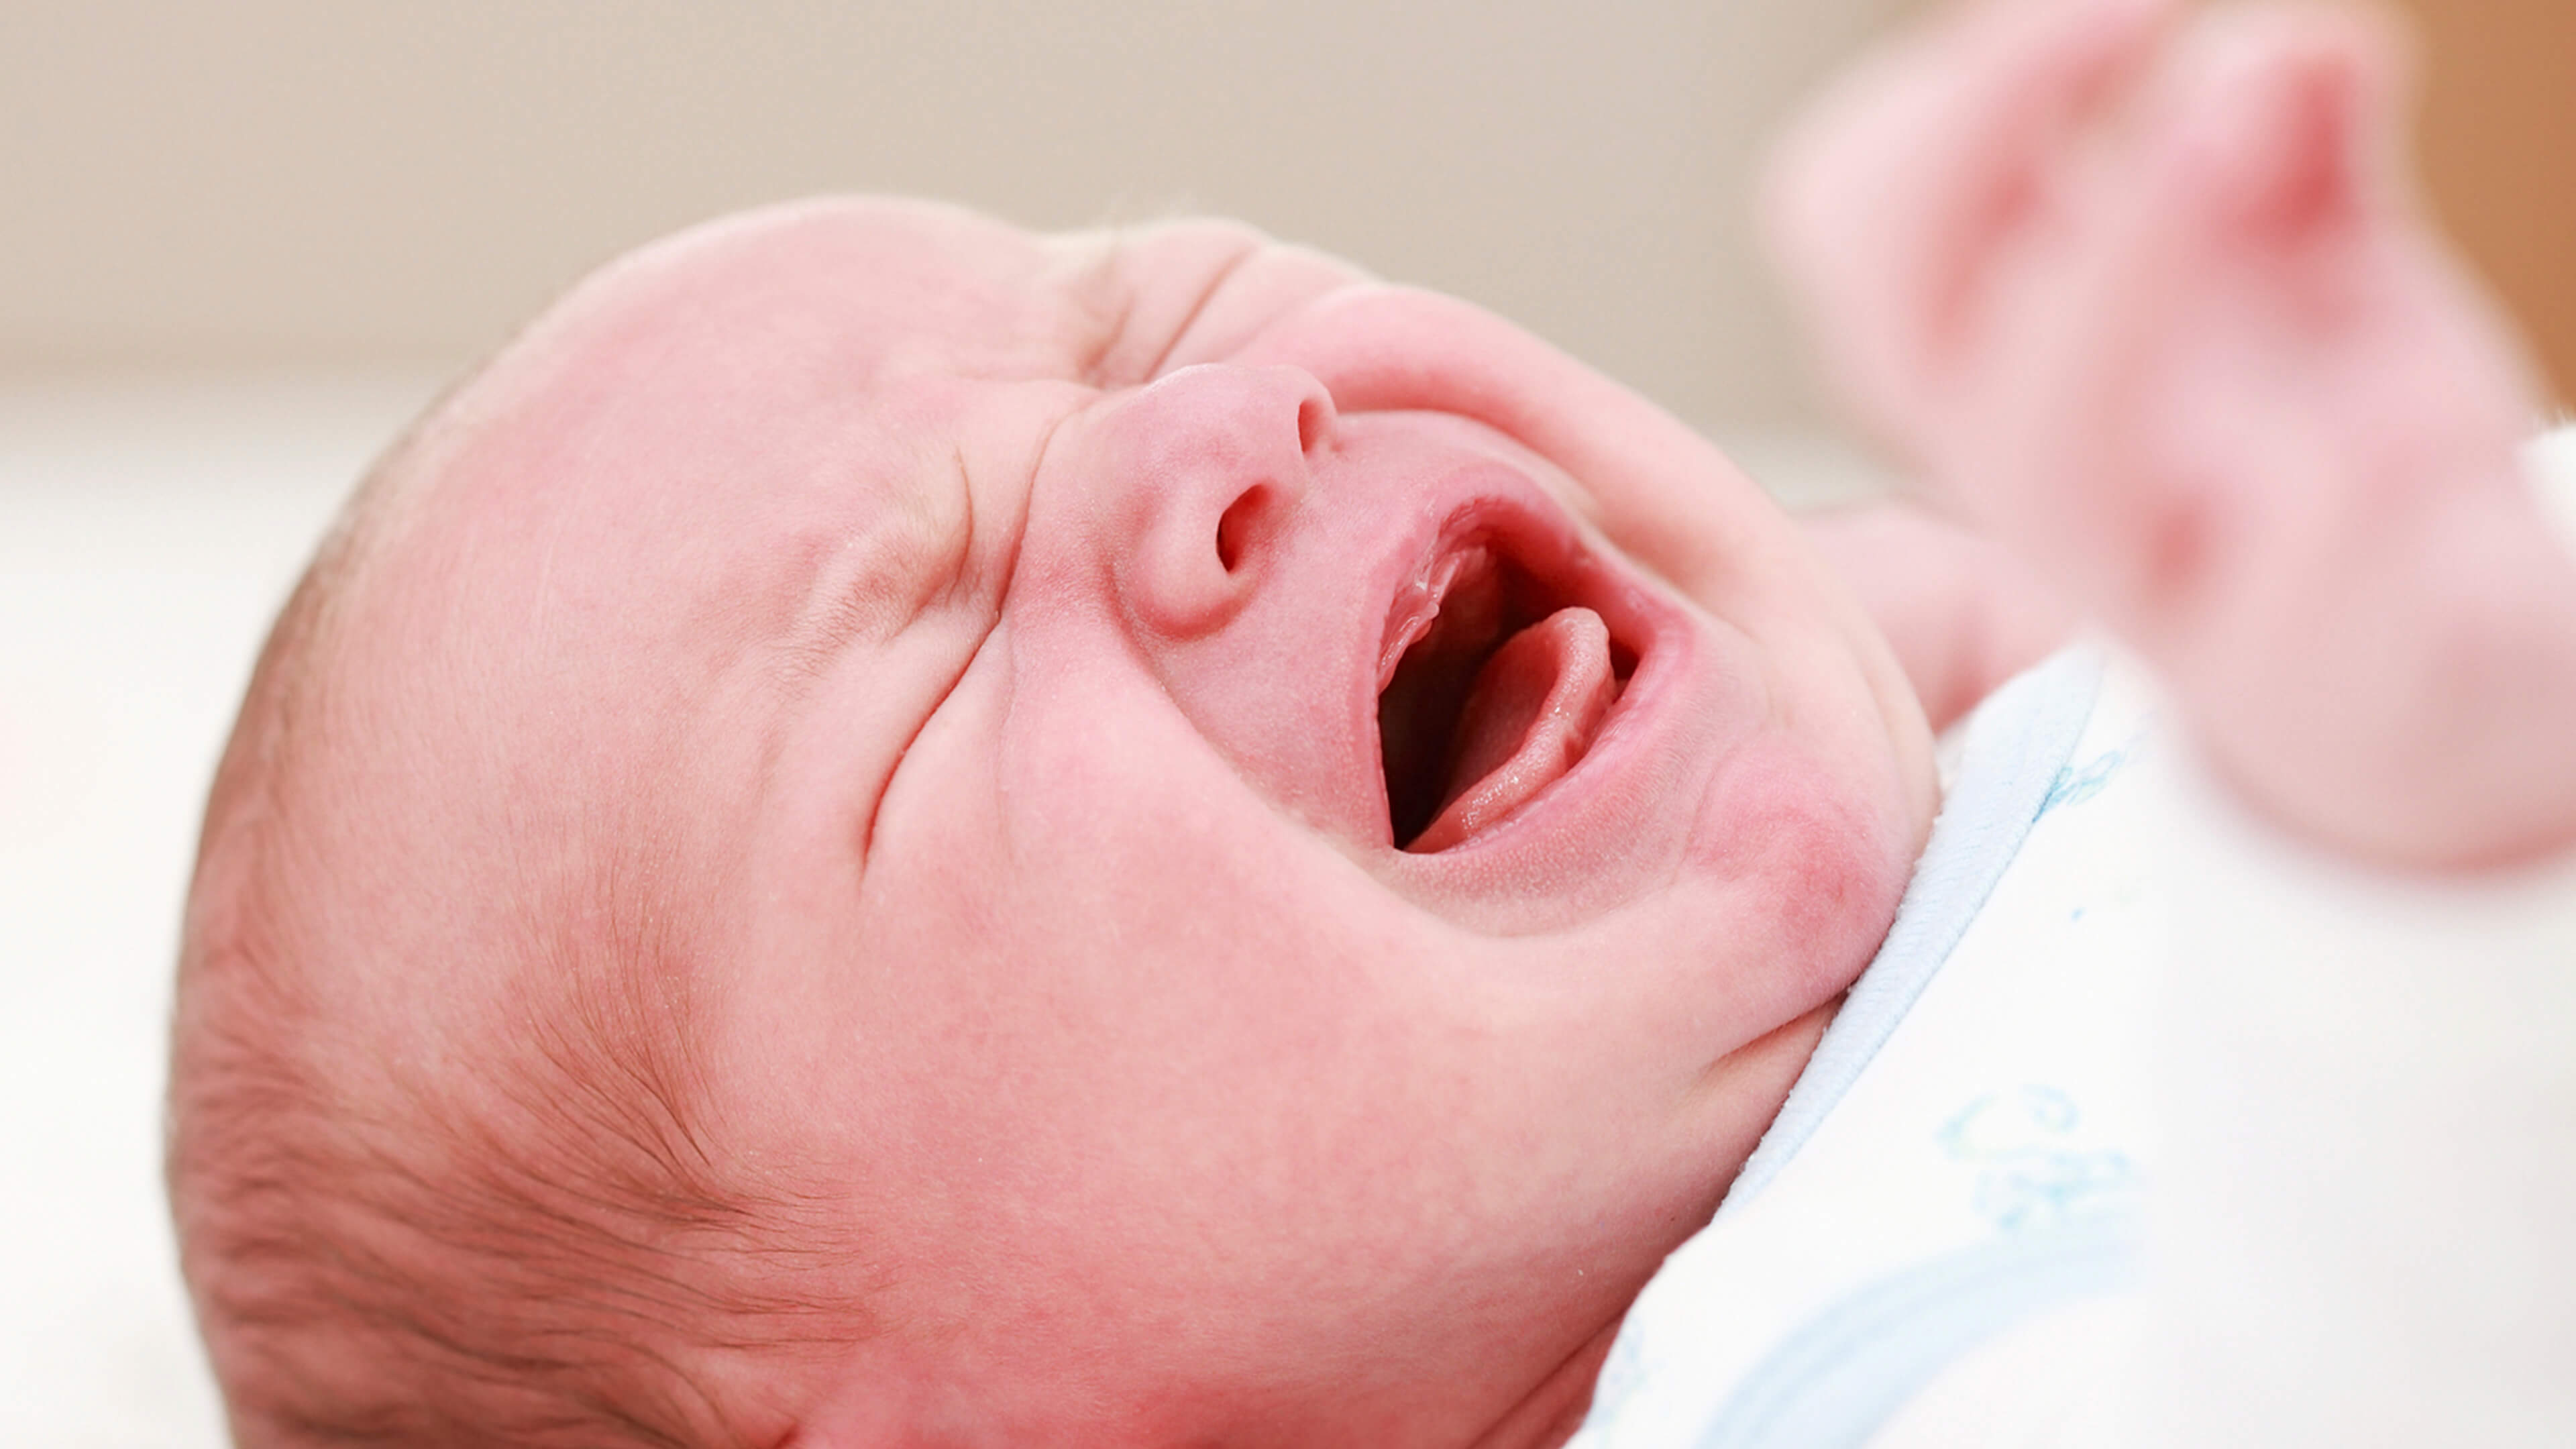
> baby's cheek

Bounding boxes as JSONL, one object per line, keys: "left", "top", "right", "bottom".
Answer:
{"left": 1688, "top": 739, "right": 1916, "bottom": 1003}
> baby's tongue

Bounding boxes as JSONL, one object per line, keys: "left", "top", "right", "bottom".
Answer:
{"left": 1410, "top": 606, "right": 1617, "bottom": 853}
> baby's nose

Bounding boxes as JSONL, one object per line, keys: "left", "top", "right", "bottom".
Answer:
{"left": 1108, "top": 363, "right": 1335, "bottom": 637}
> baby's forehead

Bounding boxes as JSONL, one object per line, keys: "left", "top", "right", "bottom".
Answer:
{"left": 513, "top": 197, "right": 1351, "bottom": 392}
{"left": 416, "top": 199, "right": 1362, "bottom": 537}
{"left": 551, "top": 199, "right": 1124, "bottom": 390}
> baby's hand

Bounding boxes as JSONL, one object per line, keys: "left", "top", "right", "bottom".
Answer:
{"left": 1767, "top": 0, "right": 2576, "bottom": 868}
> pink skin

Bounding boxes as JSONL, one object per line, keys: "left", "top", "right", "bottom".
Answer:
{"left": 364, "top": 202, "right": 1936, "bottom": 1443}
{"left": 1766, "top": 0, "right": 2576, "bottom": 869}
{"left": 1800, "top": 502, "right": 2078, "bottom": 733}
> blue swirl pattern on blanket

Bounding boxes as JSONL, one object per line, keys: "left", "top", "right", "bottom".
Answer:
{"left": 1688, "top": 1211, "right": 2140, "bottom": 1449}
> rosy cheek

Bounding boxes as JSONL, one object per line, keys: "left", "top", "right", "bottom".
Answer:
{"left": 1689, "top": 739, "right": 1916, "bottom": 998}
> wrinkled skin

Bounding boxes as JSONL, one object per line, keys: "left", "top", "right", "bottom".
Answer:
{"left": 350, "top": 201, "right": 1937, "bottom": 1445}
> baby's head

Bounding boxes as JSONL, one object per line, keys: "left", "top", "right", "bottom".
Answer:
{"left": 168, "top": 199, "right": 1937, "bottom": 1446}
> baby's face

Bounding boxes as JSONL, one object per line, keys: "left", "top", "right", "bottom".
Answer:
{"left": 382, "top": 201, "right": 1935, "bottom": 1438}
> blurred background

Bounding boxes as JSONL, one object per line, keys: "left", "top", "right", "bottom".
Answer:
{"left": 2, "top": 0, "right": 2569, "bottom": 1442}
{"left": 6, "top": 0, "right": 2570, "bottom": 417}
{"left": 6, "top": 0, "right": 1896, "bottom": 423}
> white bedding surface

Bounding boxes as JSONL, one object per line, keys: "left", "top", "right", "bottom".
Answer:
{"left": 0, "top": 372, "right": 1875, "bottom": 1444}
{"left": 1, "top": 373, "right": 444, "bottom": 1446}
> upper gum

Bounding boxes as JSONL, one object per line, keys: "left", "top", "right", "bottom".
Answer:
{"left": 1377, "top": 541, "right": 1494, "bottom": 691}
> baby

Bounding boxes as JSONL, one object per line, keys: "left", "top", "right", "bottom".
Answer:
{"left": 166, "top": 0, "right": 2576, "bottom": 1445}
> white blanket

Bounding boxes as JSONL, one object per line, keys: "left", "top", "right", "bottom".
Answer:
{"left": 1577, "top": 427, "right": 2576, "bottom": 1448}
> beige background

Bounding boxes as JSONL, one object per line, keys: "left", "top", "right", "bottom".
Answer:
{"left": 2, "top": 0, "right": 1915, "bottom": 431}
{"left": 7, "top": 1, "right": 2569, "bottom": 425}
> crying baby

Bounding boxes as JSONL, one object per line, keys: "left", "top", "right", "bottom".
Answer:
{"left": 166, "top": 0, "right": 2576, "bottom": 1445}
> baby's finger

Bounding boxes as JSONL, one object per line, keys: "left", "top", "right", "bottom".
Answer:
{"left": 1762, "top": 0, "right": 2176, "bottom": 447}
{"left": 2161, "top": 5, "right": 2412, "bottom": 246}
{"left": 1953, "top": 7, "right": 2414, "bottom": 608}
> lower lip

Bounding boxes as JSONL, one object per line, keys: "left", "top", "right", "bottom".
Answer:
{"left": 1393, "top": 552, "right": 1711, "bottom": 862}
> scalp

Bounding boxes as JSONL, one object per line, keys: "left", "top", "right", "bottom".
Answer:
{"left": 160, "top": 213, "right": 916, "bottom": 1443}
{"left": 168, "top": 415, "right": 849, "bottom": 1447}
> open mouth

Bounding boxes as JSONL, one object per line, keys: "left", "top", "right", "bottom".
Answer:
{"left": 1376, "top": 533, "right": 1638, "bottom": 852}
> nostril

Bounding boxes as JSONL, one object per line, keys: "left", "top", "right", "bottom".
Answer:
{"left": 1216, "top": 486, "right": 1267, "bottom": 574}
{"left": 1296, "top": 396, "right": 1330, "bottom": 455}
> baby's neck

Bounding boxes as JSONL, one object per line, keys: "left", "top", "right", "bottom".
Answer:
{"left": 1465, "top": 1315, "right": 1622, "bottom": 1449}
